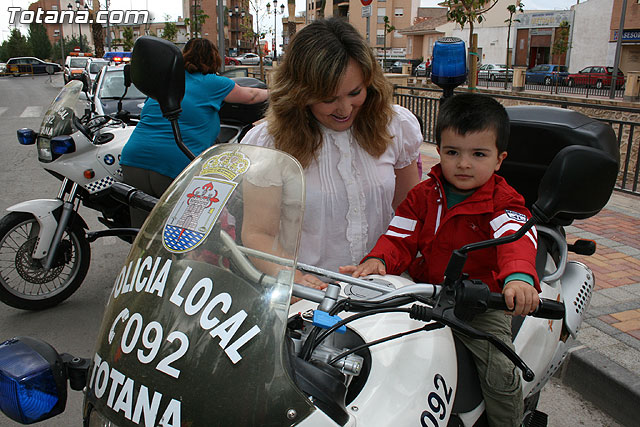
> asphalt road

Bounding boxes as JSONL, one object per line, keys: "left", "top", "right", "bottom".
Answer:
{"left": 0, "top": 73, "right": 621, "bottom": 426}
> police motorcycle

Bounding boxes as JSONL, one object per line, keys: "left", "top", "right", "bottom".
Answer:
{"left": 0, "top": 36, "right": 620, "bottom": 426}
{"left": 0, "top": 78, "right": 141, "bottom": 311}
{"left": 0, "top": 64, "right": 267, "bottom": 311}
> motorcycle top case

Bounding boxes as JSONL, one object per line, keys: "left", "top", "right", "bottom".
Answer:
{"left": 219, "top": 77, "right": 268, "bottom": 125}
{"left": 499, "top": 106, "right": 619, "bottom": 224}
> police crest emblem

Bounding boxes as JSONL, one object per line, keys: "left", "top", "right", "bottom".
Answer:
{"left": 162, "top": 151, "right": 250, "bottom": 253}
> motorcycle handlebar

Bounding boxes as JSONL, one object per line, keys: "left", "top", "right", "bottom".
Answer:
{"left": 486, "top": 293, "right": 565, "bottom": 319}
{"left": 110, "top": 182, "right": 158, "bottom": 212}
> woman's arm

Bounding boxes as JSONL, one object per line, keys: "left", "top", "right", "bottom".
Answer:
{"left": 224, "top": 84, "right": 269, "bottom": 104}
{"left": 392, "top": 159, "right": 420, "bottom": 210}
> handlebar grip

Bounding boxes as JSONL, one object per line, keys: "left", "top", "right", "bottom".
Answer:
{"left": 487, "top": 294, "right": 565, "bottom": 319}
{"left": 129, "top": 191, "right": 159, "bottom": 212}
{"left": 110, "top": 182, "right": 158, "bottom": 212}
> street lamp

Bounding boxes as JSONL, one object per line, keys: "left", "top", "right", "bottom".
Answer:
{"left": 266, "top": 1, "right": 285, "bottom": 61}
{"left": 228, "top": 5, "right": 246, "bottom": 56}
{"left": 68, "top": 0, "right": 88, "bottom": 52}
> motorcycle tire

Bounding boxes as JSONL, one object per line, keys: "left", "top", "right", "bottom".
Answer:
{"left": 0, "top": 212, "right": 91, "bottom": 310}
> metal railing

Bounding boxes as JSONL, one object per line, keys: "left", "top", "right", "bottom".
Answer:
{"left": 393, "top": 85, "right": 640, "bottom": 196}
{"left": 473, "top": 77, "right": 625, "bottom": 99}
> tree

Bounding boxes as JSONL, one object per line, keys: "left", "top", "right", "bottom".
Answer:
{"left": 122, "top": 27, "right": 134, "bottom": 51}
{"left": 161, "top": 18, "right": 178, "bottom": 42}
{"left": 383, "top": 16, "right": 395, "bottom": 71}
{"left": 504, "top": 2, "right": 524, "bottom": 89}
{"left": 92, "top": 23, "right": 105, "bottom": 57}
{"left": 442, "top": 0, "right": 499, "bottom": 91}
{"left": 552, "top": 20, "right": 570, "bottom": 60}
{"left": 50, "top": 35, "right": 92, "bottom": 61}
{"left": 6, "top": 29, "right": 32, "bottom": 58}
{"left": 184, "top": 6, "right": 209, "bottom": 38}
{"left": 246, "top": 0, "right": 269, "bottom": 81}
{"left": 28, "top": 23, "right": 51, "bottom": 60}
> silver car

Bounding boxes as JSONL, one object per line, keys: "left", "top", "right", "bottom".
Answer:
{"left": 90, "top": 66, "right": 146, "bottom": 118}
{"left": 477, "top": 64, "right": 513, "bottom": 81}
{"left": 82, "top": 58, "right": 110, "bottom": 92}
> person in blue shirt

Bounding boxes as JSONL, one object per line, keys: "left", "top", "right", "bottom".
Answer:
{"left": 121, "top": 38, "right": 268, "bottom": 205}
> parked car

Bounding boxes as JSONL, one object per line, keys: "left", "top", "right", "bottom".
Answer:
{"left": 225, "top": 56, "right": 240, "bottom": 66}
{"left": 567, "top": 66, "right": 625, "bottom": 89}
{"left": 413, "top": 61, "right": 431, "bottom": 77}
{"left": 235, "top": 53, "right": 261, "bottom": 65}
{"left": 390, "top": 59, "right": 411, "bottom": 74}
{"left": 82, "top": 58, "right": 110, "bottom": 92}
{"left": 90, "top": 65, "right": 146, "bottom": 117}
{"left": 103, "top": 51, "right": 132, "bottom": 64}
{"left": 64, "top": 55, "right": 91, "bottom": 83}
{"left": 0, "top": 63, "right": 6, "bottom": 75}
{"left": 477, "top": 63, "right": 513, "bottom": 81}
{"left": 5, "top": 57, "right": 62, "bottom": 76}
{"left": 525, "top": 64, "right": 569, "bottom": 86}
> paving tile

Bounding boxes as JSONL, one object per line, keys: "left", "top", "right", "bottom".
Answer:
{"left": 612, "top": 319, "right": 640, "bottom": 332}
{"left": 588, "top": 292, "right": 616, "bottom": 307}
{"left": 610, "top": 309, "right": 640, "bottom": 322}
{"left": 598, "top": 314, "right": 620, "bottom": 324}
{"left": 627, "top": 329, "right": 640, "bottom": 341}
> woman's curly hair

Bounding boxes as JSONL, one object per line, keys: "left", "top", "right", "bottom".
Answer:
{"left": 266, "top": 18, "right": 393, "bottom": 168}
{"left": 183, "top": 38, "right": 222, "bottom": 74}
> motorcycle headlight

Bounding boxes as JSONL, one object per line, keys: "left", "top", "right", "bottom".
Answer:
{"left": 50, "top": 135, "right": 76, "bottom": 155}
{"left": 0, "top": 337, "right": 67, "bottom": 424}
{"left": 88, "top": 407, "right": 120, "bottom": 427}
{"left": 37, "top": 136, "right": 53, "bottom": 162}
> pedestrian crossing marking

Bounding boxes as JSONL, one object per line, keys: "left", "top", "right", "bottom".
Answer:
{"left": 0, "top": 107, "right": 7, "bottom": 117}
{"left": 19, "top": 106, "right": 43, "bottom": 118}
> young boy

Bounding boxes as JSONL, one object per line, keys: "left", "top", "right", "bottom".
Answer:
{"left": 340, "top": 93, "right": 540, "bottom": 427}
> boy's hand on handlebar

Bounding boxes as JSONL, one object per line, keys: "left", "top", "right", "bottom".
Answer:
{"left": 503, "top": 280, "right": 539, "bottom": 316}
{"left": 339, "top": 258, "right": 386, "bottom": 278}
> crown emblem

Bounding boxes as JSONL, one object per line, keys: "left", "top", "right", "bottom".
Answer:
{"left": 200, "top": 151, "right": 250, "bottom": 180}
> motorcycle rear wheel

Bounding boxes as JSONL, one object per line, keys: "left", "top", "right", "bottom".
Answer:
{"left": 0, "top": 212, "right": 90, "bottom": 310}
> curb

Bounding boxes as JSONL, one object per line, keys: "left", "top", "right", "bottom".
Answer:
{"left": 559, "top": 346, "right": 640, "bottom": 426}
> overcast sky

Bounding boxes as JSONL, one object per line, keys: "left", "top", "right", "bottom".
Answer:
{"left": 1, "top": 0, "right": 586, "bottom": 43}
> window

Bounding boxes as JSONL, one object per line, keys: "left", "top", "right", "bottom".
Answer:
{"left": 378, "top": 8, "right": 386, "bottom": 24}
{"left": 376, "top": 29, "right": 385, "bottom": 45}
{"left": 394, "top": 8, "right": 403, "bottom": 17}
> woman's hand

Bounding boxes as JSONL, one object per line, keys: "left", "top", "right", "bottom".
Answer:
{"left": 294, "top": 270, "right": 327, "bottom": 290}
{"left": 339, "top": 258, "right": 386, "bottom": 278}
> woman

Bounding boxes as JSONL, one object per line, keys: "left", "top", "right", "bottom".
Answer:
{"left": 121, "top": 38, "right": 268, "bottom": 199}
{"left": 241, "top": 18, "right": 422, "bottom": 287}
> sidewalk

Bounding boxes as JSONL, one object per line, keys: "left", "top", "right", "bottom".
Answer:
{"left": 419, "top": 143, "right": 640, "bottom": 426}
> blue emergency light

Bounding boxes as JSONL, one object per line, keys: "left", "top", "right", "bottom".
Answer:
{"left": 430, "top": 37, "right": 467, "bottom": 99}
{"left": 16, "top": 128, "right": 36, "bottom": 145}
{"left": 0, "top": 337, "right": 67, "bottom": 424}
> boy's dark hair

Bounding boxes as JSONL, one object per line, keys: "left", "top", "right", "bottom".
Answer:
{"left": 435, "top": 93, "right": 510, "bottom": 152}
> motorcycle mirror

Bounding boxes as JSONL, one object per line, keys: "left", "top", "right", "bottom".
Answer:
{"left": 531, "top": 146, "right": 618, "bottom": 223}
{"left": 123, "top": 64, "right": 132, "bottom": 88}
{"left": 130, "top": 36, "right": 185, "bottom": 120}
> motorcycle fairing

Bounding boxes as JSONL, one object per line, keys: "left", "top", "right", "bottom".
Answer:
{"left": 85, "top": 145, "right": 315, "bottom": 426}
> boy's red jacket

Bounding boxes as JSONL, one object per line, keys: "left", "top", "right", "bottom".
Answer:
{"left": 365, "top": 164, "right": 540, "bottom": 293}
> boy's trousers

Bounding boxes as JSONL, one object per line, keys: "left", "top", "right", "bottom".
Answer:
{"left": 455, "top": 309, "right": 523, "bottom": 427}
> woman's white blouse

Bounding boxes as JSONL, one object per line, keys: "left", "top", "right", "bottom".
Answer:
{"left": 241, "top": 104, "right": 422, "bottom": 272}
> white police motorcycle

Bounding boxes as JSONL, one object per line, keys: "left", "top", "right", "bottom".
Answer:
{"left": 0, "top": 37, "right": 619, "bottom": 427}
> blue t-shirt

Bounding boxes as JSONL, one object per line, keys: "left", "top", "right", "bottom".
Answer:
{"left": 121, "top": 70, "right": 235, "bottom": 179}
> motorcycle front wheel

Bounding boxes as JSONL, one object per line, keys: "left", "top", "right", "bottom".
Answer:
{"left": 0, "top": 212, "right": 91, "bottom": 310}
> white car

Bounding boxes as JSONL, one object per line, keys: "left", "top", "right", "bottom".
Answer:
{"left": 90, "top": 66, "right": 146, "bottom": 118}
{"left": 235, "top": 53, "right": 272, "bottom": 66}
{"left": 82, "top": 58, "right": 110, "bottom": 92}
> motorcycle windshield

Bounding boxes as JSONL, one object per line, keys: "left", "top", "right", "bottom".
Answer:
{"left": 36, "top": 80, "right": 83, "bottom": 161}
{"left": 86, "top": 144, "right": 315, "bottom": 426}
